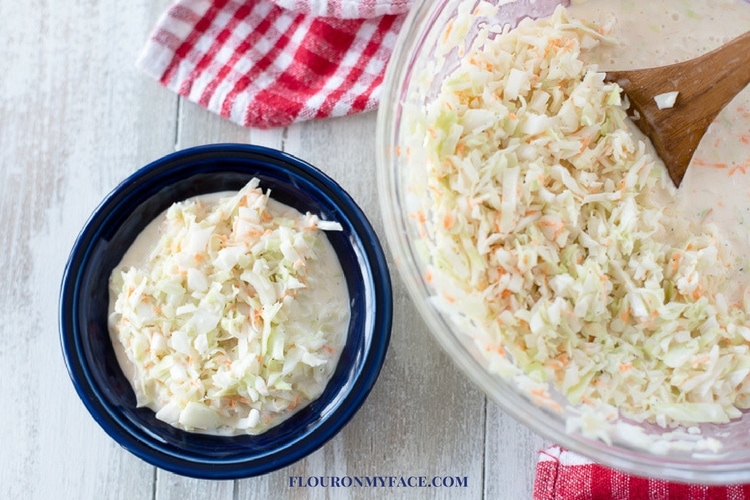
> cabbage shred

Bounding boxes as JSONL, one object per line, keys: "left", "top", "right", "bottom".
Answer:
{"left": 410, "top": 6, "right": 750, "bottom": 428}
{"left": 109, "top": 178, "right": 349, "bottom": 434}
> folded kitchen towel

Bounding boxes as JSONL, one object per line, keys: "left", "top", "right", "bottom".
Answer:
{"left": 270, "top": 0, "right": 412, "bottom": 18}
{"left": 136, "top": 0, "right": 413, "bottom": 129}
{"left": 534, "top": 446, "right": 750, "bottom": 500}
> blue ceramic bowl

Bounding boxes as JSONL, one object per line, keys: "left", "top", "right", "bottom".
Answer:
{"left": 59, "top": 144, "right": 392, "bottom": 479}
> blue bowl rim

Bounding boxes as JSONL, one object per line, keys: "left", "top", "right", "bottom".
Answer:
{"left": 58, "top": 143, "right": 393, "bottom": 479}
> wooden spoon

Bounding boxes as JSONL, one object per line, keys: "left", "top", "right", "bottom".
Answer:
{"left": 604, "top": 31, "right": 750, "bottom": 187}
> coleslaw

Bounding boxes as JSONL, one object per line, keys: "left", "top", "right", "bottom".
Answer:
{"left": 406, "top": 4, "right": 750, "bottom": 432}
{"left": 108, "top": 178, "right": 350, "bottom": 435}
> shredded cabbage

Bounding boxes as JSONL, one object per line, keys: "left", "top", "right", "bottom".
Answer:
{"left": 108, "top": 178, "right": 349, "bottom": 435}
{"left": 408, "top": 5, "right": 750, "bottom": 431}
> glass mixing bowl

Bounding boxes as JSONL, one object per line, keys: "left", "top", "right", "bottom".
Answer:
{"left": 376, "top": 0, "right": 750, "bottom": 484}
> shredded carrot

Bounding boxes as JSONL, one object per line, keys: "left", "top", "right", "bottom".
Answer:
{"left": 531, "top": 388, "right": 548, "bottom": 399}
{"left": 424, "top": 269, "right": 433, "bottom": 284}
{"left": 443, "top": 213, "right": 455, "bottom": 229}
{"left": 288, "top": 395, "right": 301, "bottom": 410}
{"left": 410, "top": 210, "right": 427, "bottom": 224}
{"left": 442, "top": 19, "right": 454, "bottom": 42}
{"left": 486, "top": 344, "right": 506, "bottom": 357}
{"left": 729, "top": 163, "right": 749, "bottom": 176}
{"left": 669, "top": 252, "right": 683, "bottom": 272}
{"left": 691, "top": 355, "right": 712, "bottom": 368}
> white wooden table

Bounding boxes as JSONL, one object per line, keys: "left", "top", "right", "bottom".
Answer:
{"left": 0, "top": 1, "right": 549, "bottom": 498}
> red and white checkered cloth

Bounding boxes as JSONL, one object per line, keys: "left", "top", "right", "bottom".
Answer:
{"left": 535, "top": 446, "right": 750, "bottom": 500}
{"left": 137, "top": 0, "right": 413, "bottom": 129}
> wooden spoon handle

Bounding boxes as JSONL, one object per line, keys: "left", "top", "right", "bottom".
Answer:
{"left": 606, "top": 31, "right": 750, "bottom": 187}
{"left": 659, "top": 31, "right": 750, "bottom": 129}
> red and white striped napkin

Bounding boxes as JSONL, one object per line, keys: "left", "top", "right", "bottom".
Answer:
{"left": 534, "top": 446, "right": 750, "bottom": 500}
{"left": 136, "top": 0, "right": 413, "bottom": 129}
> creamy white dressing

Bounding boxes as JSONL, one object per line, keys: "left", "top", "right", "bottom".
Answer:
{"left": 108, "top": 187, "right": 350, "bottom": 435}
{"left": 568, "top": 0, "right": 750, "bottom": 296}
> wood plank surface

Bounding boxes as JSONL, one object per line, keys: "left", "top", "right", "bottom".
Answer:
{"left": 0, "top": 1, "right": 547, "bottom": 498}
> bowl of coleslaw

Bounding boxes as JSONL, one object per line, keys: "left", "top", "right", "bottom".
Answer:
{"left": 377, "top": 0, "right": 750, "bottom": 484}
{"left": 60, "top": 143, "right": 392, "bottom": 479}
